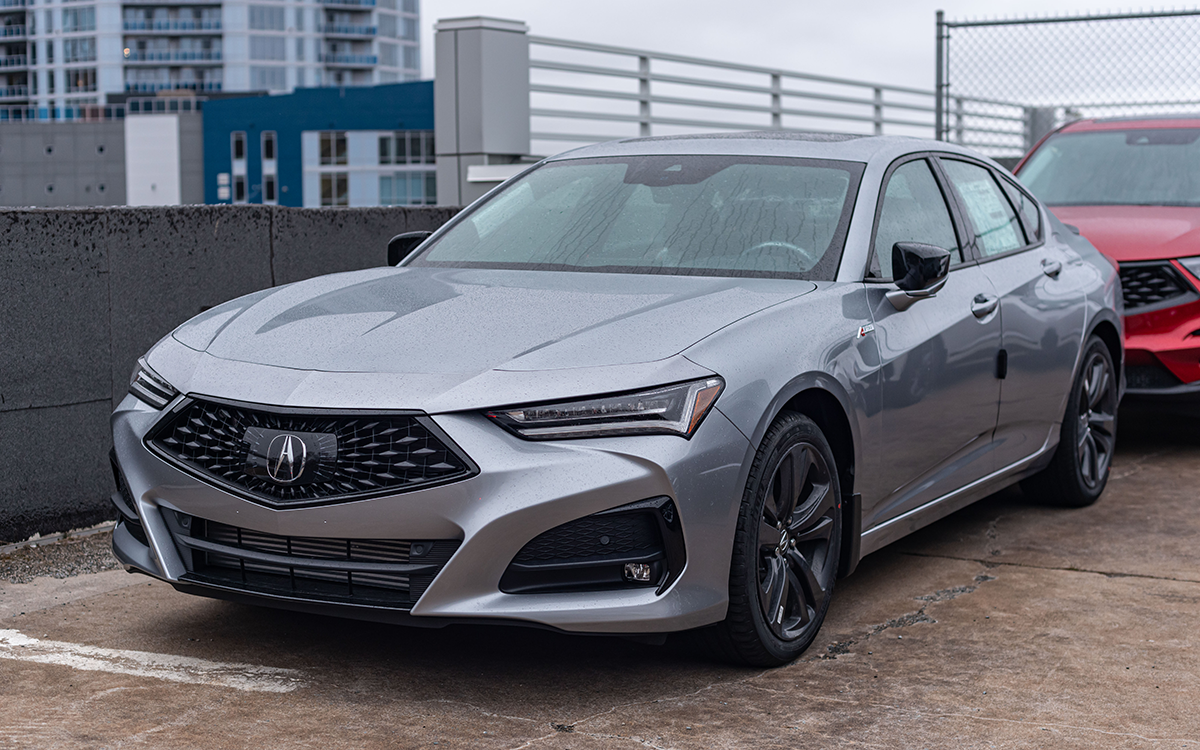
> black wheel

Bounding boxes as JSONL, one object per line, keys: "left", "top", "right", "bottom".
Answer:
{"left": 1022, "top": 336, "right": 1117, "bottom": 507}
{"left": 708, "top": 412, "right": 842, "bottom": 666}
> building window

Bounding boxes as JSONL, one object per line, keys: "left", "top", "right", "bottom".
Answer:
{"left": 320, "top": 173, "right": 348, "bottom": 206}
{"left": 379, "top": 42, "right": 397, "bottom": 67}
{"left": 248, "top": 5, "right": 286, "bottom": 31}
{"left": 233, "top": 176, "right": 247, "bottom": 203}
{"left": 403, "top": 45, "right": 418, "bottom": 71}
{"left": 319, "top": 131, "right": 346, "bottom": 165}
{"left": 47, "top": 39, "right": 54, "bottom": 64}
{"left": 264, "top": 175, "right": 277, "bottom": 203}
{"left": 378, "top": 14, "right": 396, "bottom": 37}
{"left": 63, "top": 38, "right": 96, "bottom": 63}
{"left": 378, "top": 131, "right": 435, "bottom": 166}
{"left": 250, "top": 66, "right": 287, "bottom": 91}
{"left": 249, "top": 36, "right": 286, "bottom": 61}
{"left": 378, "top": 135, "right": 391, "bottom": 164}
{"left": 402, "top": 0, "right": 416, "bottom": 13}
{"left": 61, "top": 7, "right": 95, "bottom": 32}
{"left": 232, "top": 131, "right": 246, "bottom": 161}
{"left": 401, "top": 16, "right": 417, "bottom": 41}
{"left": 48, "top": 70, "right": 54, "bottom": 94}
{"left": 294, "top": 7, "right": 304, "bottom": 31}
{"left": 295, "top": 37, "right": 304, "bottom": 62}
{"left": 44, "top": 10, "right": 52, "bottom": 33}
{"left": 380, "top": 171, "right": 437, "bottom": 206}
{"left": 262, "top": 130, "right": 276, "bottom": 161}
{"left": 65, "top": 68, "right": 97, "bottom": 93}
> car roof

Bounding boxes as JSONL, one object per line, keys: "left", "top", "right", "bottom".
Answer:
{"left": 542, "top": 131, "right": 989, "bottom": 165}
{"left": 1059, "top": 115, "right": 1200, "bottom": 133}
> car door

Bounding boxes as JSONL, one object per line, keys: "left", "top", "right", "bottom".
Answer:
{"left": 938, "top": 158, "right": 1086, "bottom": 471}
{"left": 860, "top": 155, "right": 1003, "bottom": 531}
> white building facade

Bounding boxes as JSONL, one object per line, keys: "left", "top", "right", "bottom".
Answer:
{"left": 3, "top": 0, "right": 418, "bottom": 114}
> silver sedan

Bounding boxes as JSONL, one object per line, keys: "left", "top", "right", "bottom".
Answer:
{"left": 111, "top": 133, "right": 1122, "bottom": 665}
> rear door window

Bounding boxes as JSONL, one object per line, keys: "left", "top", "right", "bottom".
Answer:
{"left": 941, "top": 159, "right": 1025, "bottom": 258}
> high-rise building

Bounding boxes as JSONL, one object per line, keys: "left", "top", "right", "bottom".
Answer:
{"left": 0, "top": 0, "right": 419, "bottom": 115}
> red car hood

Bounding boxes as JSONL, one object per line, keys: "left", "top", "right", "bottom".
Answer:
{"left": 1049, "top": 205, "right": 1200, "bottom": 262}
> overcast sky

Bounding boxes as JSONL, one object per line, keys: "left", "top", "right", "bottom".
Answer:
{"left": 419, "top": 1, "right": 1130, "bottom": 91}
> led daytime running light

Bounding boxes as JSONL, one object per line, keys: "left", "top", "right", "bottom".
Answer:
{"left": 129, "top": 357, "right": 178, "bottom": 410}
{"left": 486, "top": 378, "right": 724, "bottom": 440}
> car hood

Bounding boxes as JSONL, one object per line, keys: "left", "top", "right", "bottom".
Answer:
{"left": 1050, "top": 205, "right": 1200, "bottom": 262}
{"left": 172, "top": 267, "right": 815, "bottom": 375}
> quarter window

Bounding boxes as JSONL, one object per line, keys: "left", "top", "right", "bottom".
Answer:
{"left": 941, "top": 159, "right": 1025, "bottom": 257}
{"left": 871, "top": 159, "right": 962, "bottom": 279}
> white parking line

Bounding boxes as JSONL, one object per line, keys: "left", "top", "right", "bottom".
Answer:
{"left": 0, "top": 629, "right": 302, "bottom": 693}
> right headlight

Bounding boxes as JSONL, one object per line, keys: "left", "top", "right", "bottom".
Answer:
{"left": 128, "top": 357, "right": 179, "bottom": 410}
{"left": 485, "top": 378, "right": 724, "bottom": 440}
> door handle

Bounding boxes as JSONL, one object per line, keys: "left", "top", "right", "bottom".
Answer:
{"left": 971, "top": 293, "right": 999, "bottom": 318}
{"left": 1042, "top": 259, "right": 1063, "bottom": 278}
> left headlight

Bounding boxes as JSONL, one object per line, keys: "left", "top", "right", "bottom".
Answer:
{"left": 1178, "top": 255, "right": 1200, "bottom": 281}
{"left": 128, "top": 357, "right": 179, "bottom": 410}
{"left": 485, "top": 378, "right": 724, "bottom": 440}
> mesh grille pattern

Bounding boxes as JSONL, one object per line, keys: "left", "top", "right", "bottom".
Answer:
{"left": 148, "top": 399, "right": 473, "bottom": 506}
{"left": 1120, "top": 263, "right": 1194, "bottom": 311}
{"left": 1126, "top": 363, "right": 1183, "bottom": 390}
{"left": 513, "top": 512, "right": 662, "bottom": 564}
{"left": 185, "top": 519, "right": 459, "bottom": 608}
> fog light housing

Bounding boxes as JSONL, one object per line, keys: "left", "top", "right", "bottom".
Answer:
{"left": 624, "top": 563, "right": 652, "bottom": 582}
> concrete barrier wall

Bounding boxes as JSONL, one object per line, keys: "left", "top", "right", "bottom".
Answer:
{"left": 0, "top": 205, "right": 459, "bottom": 543}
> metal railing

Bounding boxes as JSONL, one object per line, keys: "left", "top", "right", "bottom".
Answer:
{"left": 125, "top": 50, "right": 222, "bottom": 62}
{"left": 0, "top": 85, "right": 27, "bottom": 98}
{"left": 124, "top": 80, "right": 222, "bottom": 92}
{"left": 318, "top": 24, "right": 376, "bottom": 36}
{"left": 319, "top": 0, "right": 376, "bottom": 7}
{"left": 0, "top": 24, "right": 25, "bottom": 37}
{"left": 0, "top": 104, "right": 124, "bottom": 121}
{"left": 123, "top": 19, "right": 222, "bottom": 32}
{"left": 0, "top": 54, "right": 26, "bottom": 67}
{"left": 318, "top": 53, "right": 377, "bottom": 65}
{"left": 0, "top": 0, "right": 25, "bottom": 7}
{"left": 527, "top": 35, "right": 948, "bottom": 155}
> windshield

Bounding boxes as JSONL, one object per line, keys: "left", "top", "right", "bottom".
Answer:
{"left": 410, "top": 155, "right": 864, "bottom": 280}
{"left": 1018, "top": 128, "right": 1200, "bottom": 207}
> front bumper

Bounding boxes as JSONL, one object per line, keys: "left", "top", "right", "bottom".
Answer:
{"left": 1124, "top": 296, "right": 1200, "bottom": 397}
{"left": 111, "top": 393, "right": 751, "bottom": 634}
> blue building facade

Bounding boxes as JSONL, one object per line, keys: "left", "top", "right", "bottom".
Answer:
{"left": 203, "top": 81, "right": 434, "bottom": 207}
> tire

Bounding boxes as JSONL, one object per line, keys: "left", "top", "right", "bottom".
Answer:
{"left": 706, "top": 412, "right": 842, "bottom": 667}
{"left": 1022, "top": 336, "right": 1118, "bottom": 507}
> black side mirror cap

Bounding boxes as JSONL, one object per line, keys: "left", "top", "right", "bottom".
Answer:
{"left": 893, "top": 242, "right": 951, "bottom": 292}
{"left": 887, "top": 242, "right": 952, "bottom": 311}
{"left": 388, "top": 231, "right": 433, "bottom": 266}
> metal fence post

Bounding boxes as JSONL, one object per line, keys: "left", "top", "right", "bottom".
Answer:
{"left": 638, "top": 55, "right": 651, "bottom": 137}
{"left": 873, "top": 87, "right": 883, "bottom": 135}
{"left": 770, "top": 73, "right": 782, "bottom": 129}
{"left": 934, "top": 9, "right": 945, "bottom": 141}
{"left": 954, "top": 96, "right": 964, "bottom": 143}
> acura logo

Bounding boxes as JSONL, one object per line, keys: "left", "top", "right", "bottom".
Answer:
{"left": 266, "top": 433, "right": 307, "bottom": 484}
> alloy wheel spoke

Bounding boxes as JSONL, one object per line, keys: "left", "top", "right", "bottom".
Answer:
{"left": 787, "top": 547, "right": 825, "bottom": 613}
{"left": 1088, "top": 361, "right": 1110, "bottom": 410}
{"left": 759, "top": 554, "right": 785, "bottom": 622}
{"left": 790, "top": 481, "right": 832, "bottom": 533}
{"left": 759, "top": 518, "right": 782, "bottom": 548}
{"left": 1088, "top": 411, "right": 1115, "bottom": 437}
{"left": 775, "top": 445, "right": 810, "bottom": 522}
{"left": 791, "top": 514, "right": 834, "bottom": 545}
{"left": 1082, "top": 433, "right": 1098, "bottom": 483}
{"left": 784, "top": 564, "right": 811, "bottom": 626}
{"left": 764, "top": 556, "right": 789, "bottom": 627}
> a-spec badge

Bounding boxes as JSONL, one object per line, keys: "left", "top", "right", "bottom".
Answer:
{"left": 856, "top": 323, "right": 876, "bottom": 339}
{"left": 243, "top": 427, "right": 337, "bottom": 486}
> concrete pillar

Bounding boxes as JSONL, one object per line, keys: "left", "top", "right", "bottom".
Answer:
{"left": 434, "top": 17, "right": 530, "bottom": 206}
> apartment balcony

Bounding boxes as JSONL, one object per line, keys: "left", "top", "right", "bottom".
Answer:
{"left": 318, "top": 24, "right": 376, "bottom": 37}
{"left": 319, "top": 0, "right": 376, "bottom": 7}
{"left": 124, "top": 50, "right": 222, "bottom": 63}
{"left": 0, "top": 0, "right": 25, "bottom": 8}
{"left": 0, "top": 54, "right": 26, "bottom": 68}
{"left": 0, "top": 84, "right": 27, "bottom": 99}
{"left": 123, "top": 20, "right": 222, "bottom": 32}
{"left": 124, "top": 80, "right": 221, "bottom": 92}
{"left": 0, "top": 25, "right": 25, "bottom": 38}
{"left": 318, "top": 52, "right": 377, "bottom": 66}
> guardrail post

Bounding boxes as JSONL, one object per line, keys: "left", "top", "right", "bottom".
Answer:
{"left": 770, "top": 73, "right": 782, "bottom": 129}
{"left": 934, "top": 10, "right": 945, "bottom": 140}
{"left": 638, "top": 55, "right": 651, "bottom": 137}
{"left": 954, "top": 96, "right": 964, "bottom": 143}
{"left": 434, "top": 17, "right": 531, "bottom": 206}
{"left": 873, "top": 87, "right": 883, "bottom": 135}
{"left": 1023, "top": 106, "right": 1056, "bottom": 151}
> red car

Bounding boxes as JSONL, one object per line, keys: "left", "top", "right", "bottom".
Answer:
{"left": 1016, "top": 116, "right": 1200, "bottom": 398}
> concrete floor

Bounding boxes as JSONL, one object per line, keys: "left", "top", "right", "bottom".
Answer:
{"left": 1, "top": 406, "right": 1198, "bottom": 749}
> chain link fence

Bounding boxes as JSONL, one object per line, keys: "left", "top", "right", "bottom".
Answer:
{"left": 937, "top": 9, "right": 1200, "bottom": 161}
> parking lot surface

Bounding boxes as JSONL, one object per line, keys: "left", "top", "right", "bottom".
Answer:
{"left": 1, "top": 406, "right": 1198, "bottom": 749}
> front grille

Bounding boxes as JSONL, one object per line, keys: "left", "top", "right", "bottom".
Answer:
{"left": 1120, "top": 262, "right": 1197, "bottom": 312}
{"left": 177, "top": 518, "right": 460, "bottom": 609}
{"left": 513, "top": 513, "right": 662, "bottom": 564}
{"left": 1126, "top": 363, "right": 1183, "bottom": 391}
{"left": 147, "top": 397, "right": 476, "bottom": 507}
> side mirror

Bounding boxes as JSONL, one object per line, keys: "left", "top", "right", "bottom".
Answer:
{"left": 886, "top": 242, "right": 951, "bottom": 311}
{"left": 387, "top": 231, "right": 433, "bottom": 266}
